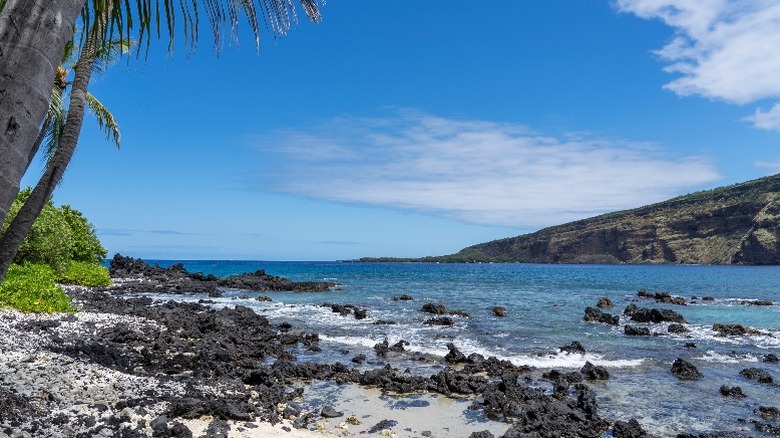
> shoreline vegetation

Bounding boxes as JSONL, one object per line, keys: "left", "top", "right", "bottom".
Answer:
{"left": 2, "top": 255, "right": 777, "bottom": 437}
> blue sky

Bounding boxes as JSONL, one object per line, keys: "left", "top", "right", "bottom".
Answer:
{"left": 21, "top": 0, "right": 780, "bottom": 260}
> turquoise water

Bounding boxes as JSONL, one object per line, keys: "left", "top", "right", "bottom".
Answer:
{"left": 143, "top": 261, "right": 780, "bottom": 435}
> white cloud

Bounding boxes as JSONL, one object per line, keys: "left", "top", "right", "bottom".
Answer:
{"left": 754, "top": 159, "right": 780, "bottom": 172}
{"left": 253, "top": 111, "right": 720, "bottom": 228}
{"left": 617, "top": 0, "right": 780, "bottom": 129}
{"left": 745, "top": 103, "right": 780, "bottom": 130}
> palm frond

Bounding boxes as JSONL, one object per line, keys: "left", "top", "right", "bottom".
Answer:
{"left": 79, "top": 0, "right": 323, "bottom": 57}
{"left": 85, "top": 93, "right": 121, "bottom": 148}
{"left": 43, "top": 113, "right": 67, "bottom": 166}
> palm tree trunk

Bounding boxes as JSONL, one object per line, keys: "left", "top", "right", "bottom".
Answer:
{"left": 0, "top": 0, "right": 84, "bottom": 230}
{"left": 0, "top": 20, "right": 99, "bottom": 280}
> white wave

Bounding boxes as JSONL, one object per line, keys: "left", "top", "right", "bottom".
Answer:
{"left": 317, "top": 333, "right": 644, "bottom": 370}
{"left": 695, "top": 350, "right": 760, "bottom": 364}
{"left": 671, "top": 324, "right": 780, "bottom": 349}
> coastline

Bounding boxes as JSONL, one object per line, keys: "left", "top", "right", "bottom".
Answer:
{"left": 2, "top": 256, "right": 778, "bottom": 437}
{"left": 0, "top": 274, "right": 602, "bottom": 437}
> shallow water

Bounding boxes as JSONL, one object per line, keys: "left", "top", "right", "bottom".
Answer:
{"left": 144, "top": 261, "right": 780, "bottom": 436}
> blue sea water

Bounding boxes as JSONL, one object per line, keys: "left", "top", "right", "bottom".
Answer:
{"left": 142, "top": 261, "right": 780, "bottom": 436}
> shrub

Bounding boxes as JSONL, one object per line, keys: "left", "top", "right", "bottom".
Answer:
{"left": 0, "top": 264, "right": 75, "bottom": 313}
{"left": 61, "top": 205, "right": 107, "bottom": 263}
{"left": 2, "top": 188, "right": 106, "bottom": 273}
{"left": 8, "top": 199, "right": 74, "bottom": 275}
{"left": 57, "top": 261, "right": 111, "bottom": 286}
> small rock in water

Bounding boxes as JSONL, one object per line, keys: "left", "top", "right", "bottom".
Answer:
{"left": 597, "top": 296, "right": 613, "bottom": 309}
{"left": 491, "top": 306, "right": 507, "bottom": 317}
{"left": 757, "top": 406, "right": 780, "bottom": 420}
{"left": 720, "top": 385, "right": 747, "bottom": 398}
{"left": 624, "top": 325, "right": 651, "bottom": 336}
{"left": 424, "top": 316, "right": 453, "bottom": 326}
{"left": 420, "top": 303, "right": 447, "bottom": 314}
{"left": 560, "top": 341, "right": 586, "bottom": 354}
{"left": 671, "top": 358, "right": 703, "bottom": 380}
{"left": 763, "top": 354, "right": 779, "bottom": 363}
{"left": 741, "top": 299, "right": 773, "bottom": 306}
{"left": 368, "top": 419, "right": 398, "bottom": 434}
{"left": 684, "top": 342, "right": 697, "bottom": 349}
{"left": 351, "top": 354, "right": 367, "bottom": 364}
{"left": 469, "top": 431, "right": 495, "bottom": 438}
{"left": 392, "top": 294, "right": 414, "bottom": 301}
{"left": 612, "top": 418, "right": 647, "bottom": 438}
{"left": 583, "top": 307, "right": 619, "bottom": 325}
{"left": 668, "top": 324, "right": 689, "bottom": 334}
{"left": 581, "top": 361, "right": 609, "bottom": 380}
{"left": 713, "top": 323, "right": 763, "bottom": 337}
{"left": 320, "top": 405, "right": 343, "bottom": 418}
{"left": 740, "top": 367, "right": 774, "bottom": 384}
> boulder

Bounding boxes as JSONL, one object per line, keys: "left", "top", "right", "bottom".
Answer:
{"left": 597, "top": 297, "right": 613, "bottom": 309}
{"left": 624, "top": 325, "right": 650, "bottom": 336}
{"left": 392, "top": 294, "right": 414, "bottom": 301}
{"left": 739, "top": 367, "right": 774, "bottom": 384}
{"left": 581, "top": 361, "right": 609, "bottom": 380}
{"left": 560, "top": 341, "right": 586, "bottom": 354}
{"left": 612, "top": 418, "right": 647, "bottom": 438}
{"left": 719, "top": 385, "right": 747, "bottom": 398}
{"left": 712, "top": 323, "right": 763, "bottom": 337}
{"left": 583, "top": 307, "right": 619, "bottom": 325}
{"left": 491, "top": 306, "right": 507, "bottom": 317}
{"left": 741, "top": 299, "right": 773, "bottom": 306}
{"left": 757, "top": 406, "right": 780, "bottom": 421}
{"left": 668, "top": 324, "right": 689, "bottom": 334}
{"left": 320, "top": 405, "right": 343, "bottom": 418}
{"left": 763, "top": 354, "right": 779, "bottom": 363}
{"left": 444, "top": 343, "right": 467, "bottom": 364}
{"left": 671, "top": 358, "right": 702, "bottom": 380}
{"left": 420, "top": 303, "right": 447, "bottom": 314}
{"left": 424, "top": 317, "right": 454, "bottom": 326}
{"left": 626, "top": 306, "right": 686, "bottom": 324}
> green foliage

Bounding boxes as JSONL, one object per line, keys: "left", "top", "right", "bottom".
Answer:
{"left": 6, "top": 189, "right": 74, "bottom": 275}
{"left": 60, "top": 205, "right": 107, "bottom": 263}
{"left": 2, "top": 188, "right": 107, "bottom": 274}
{"left": 57, "top": 261, "right": 111, "bottom": 287}
{"left": 0, "top": 264, "right": 75, "bottom": 313}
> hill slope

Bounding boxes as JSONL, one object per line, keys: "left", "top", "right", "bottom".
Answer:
{"left": 446, "top": 174, "right": 780, "bottom": 265}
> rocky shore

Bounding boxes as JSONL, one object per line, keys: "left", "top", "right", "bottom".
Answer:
{"left": 1, "top": 257, "right": 775, "bottom": 437}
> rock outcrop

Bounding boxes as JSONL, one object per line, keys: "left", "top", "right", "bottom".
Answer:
{"left": 442, "top": 174, "right": 780, "bottom": 264}
{"left": 106, "top": 254, "right": 336, "bottom": 295}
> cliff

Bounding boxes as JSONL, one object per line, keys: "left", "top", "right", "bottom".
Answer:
{"left": 447, "top": 174, "right": 780, "bottom": 265}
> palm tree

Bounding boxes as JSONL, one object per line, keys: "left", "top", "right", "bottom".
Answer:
{"left": 0, "top": 34, "right": 124, "bottom": 279}
{"left": 0, "top": 0, "right": 323, "bottom": 265}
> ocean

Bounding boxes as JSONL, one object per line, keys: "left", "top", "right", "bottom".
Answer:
{"left": 141, "top": 261, "right": 779, "bottom": 436}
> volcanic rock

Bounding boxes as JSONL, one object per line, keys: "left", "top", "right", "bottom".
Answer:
{"left": 671, "top": 358, "right": 702, "bottom": 380}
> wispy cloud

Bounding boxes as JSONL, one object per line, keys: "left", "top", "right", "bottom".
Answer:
{"left": 617, "top": 1, "right": 780, "bottom": 130}
{"left": 99, "top": 228, "right": 197, "bottom": 236}
{"left": 754, "top": 159, "right": 780, "bottom": 172}
{"left": 315, "top": 240, "right": 363, "bottom": 246}
{"left": 252, "top": 111, "right": 720, "bottom": 228}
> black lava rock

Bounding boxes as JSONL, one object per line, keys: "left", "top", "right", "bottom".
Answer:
{"left": 671, "top": 358, "right": 702, "bottom": 380}
{"left": 583, "top": 307, "right": 619, "bottom": 325}
{"left": 719, "top": 385, "right": 747, "bottom": 398}
{"left": 739, "top": 367, "right": 774, "bottom": 384}
{"left": 581, "top": 361, "right": 609, "bottom": 380}
{"left": 613, "top": 418, "right": 647, "bottom": 438}
{"left": 624, "top": 325, "right": 651, "bottom": 336}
